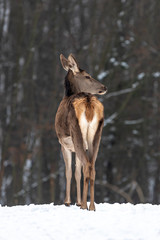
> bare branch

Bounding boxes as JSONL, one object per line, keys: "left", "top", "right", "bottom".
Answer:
{"left": 96, "top": 181, "right": 134, "bottom": 204}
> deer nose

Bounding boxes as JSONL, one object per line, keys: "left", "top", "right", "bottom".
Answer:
{"left": 103, "top": 86, "right": 107, "bottom": 92}
{"left": 98, "top": 86, "right": 107, "bottom": 94}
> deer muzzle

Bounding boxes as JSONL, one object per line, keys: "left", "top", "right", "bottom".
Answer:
{"left": 98, "top": 86, "right": 107, "bottom": 95}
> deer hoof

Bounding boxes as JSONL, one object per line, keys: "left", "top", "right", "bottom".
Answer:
{"left": 64, "top": 203, "right": 70, "bottom": 207}
{"left": 80, "top": 202, "right": 88, "bottom": 210}
{"left": 89, "top": 203, "right": 96, "bottom": 211}
{"left": 76, "top": 202, "right": 81, "bottom": 207}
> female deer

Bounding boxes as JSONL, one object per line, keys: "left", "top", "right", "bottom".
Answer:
{"left": 55, "top": 54, "right": 107, "bottom": 210}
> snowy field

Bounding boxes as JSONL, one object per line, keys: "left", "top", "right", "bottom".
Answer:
{"left": 0, "top": 203, "right": 160, "bottom": 240}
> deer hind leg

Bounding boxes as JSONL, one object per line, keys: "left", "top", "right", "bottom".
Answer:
{"left": 72, "top": 132, "right": 89, "bottom": 210}
{"left": 69, "top": 114, "right": 90, "bottom": 210}
{"left": 61, "top": 146, "right": 72, "bottom": 206}
{"left": 81, "top": 161, "right": 91, "bottom": 210}
{"left": 87, "top": 119, "right": 104, "bottom": 211}
{"left": 75, "top": 155, "right": 82, "bottom": 206}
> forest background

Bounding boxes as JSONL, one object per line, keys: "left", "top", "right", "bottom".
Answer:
{"left": 0, "top": 0, "right": 160, "bottom": 206}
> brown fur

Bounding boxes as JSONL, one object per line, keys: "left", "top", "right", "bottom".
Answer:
{"left": 73, "top": 95, "right": 104, "bottom": 123}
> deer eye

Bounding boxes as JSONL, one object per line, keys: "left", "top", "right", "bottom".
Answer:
{"left": 85, "top": 76, "right": 90, "bottom": 79}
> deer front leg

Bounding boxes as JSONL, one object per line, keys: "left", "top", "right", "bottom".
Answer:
{"left": 75, "top": 155, "right": 82, "bottom": 206}
{"left": 61, "top": 146, "right": 72, "bottom": 206}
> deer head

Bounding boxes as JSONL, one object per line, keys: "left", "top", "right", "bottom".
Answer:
{"left": 60, "top": 54, "right": 107, "bottom": 96}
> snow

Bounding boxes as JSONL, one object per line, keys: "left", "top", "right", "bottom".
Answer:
{"left": 124, "top": 118, "right": 144, "bottom": 125}
{"left": 152, "top": 72, "right": 160, "bottom": 78}
{"left": 137, "top": 72, "right": 145, "bottom": 80}
{"left": 19, "top": 57, "right": 25, "bottom": 66}
{"left": 105, "top": 79, "right": 141, "bottom": 101}
{"left": 120, "top": 61, "right": 129, "bottom": 69}
{"left": 1, "top": 1, "right": 10, "bottom": 35}
{"left": 104, "top": 112, "right": 118, "bottom": 126}
{"left": 97, "top": 71, "right": 109, "bottom": 80}
{"left": 0, "top": 203, "right": 160, "bottom": 240}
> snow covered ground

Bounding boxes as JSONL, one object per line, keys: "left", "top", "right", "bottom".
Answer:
{"left": 0, "top": 203, "right": 160, "bottom": 240}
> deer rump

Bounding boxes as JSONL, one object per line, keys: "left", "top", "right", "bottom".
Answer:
{"left": 55, "top": 92, "right": 104, "bottom": 156}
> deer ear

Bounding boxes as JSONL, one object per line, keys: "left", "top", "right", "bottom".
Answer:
{"left": 60, "top": 54, "right": 70, "bottom": 71}
{"left": 68, "top": 54, "right": 79, "bottom": 73}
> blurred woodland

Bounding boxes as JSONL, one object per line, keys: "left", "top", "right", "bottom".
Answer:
{"left": 0, "top": 0, "right": 160, "bottom": 206}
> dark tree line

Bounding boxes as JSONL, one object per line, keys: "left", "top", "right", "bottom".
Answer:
{"left": 0, "top": 0, "right": 160, "bottom": 206}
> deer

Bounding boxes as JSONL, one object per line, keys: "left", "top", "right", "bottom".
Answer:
{"left": 55, "top": 53, "right": 107, "bottom": 211}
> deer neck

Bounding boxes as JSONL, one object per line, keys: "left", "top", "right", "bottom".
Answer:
{"left": 64, "top": 70, "right": 79, "bottom": 97}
